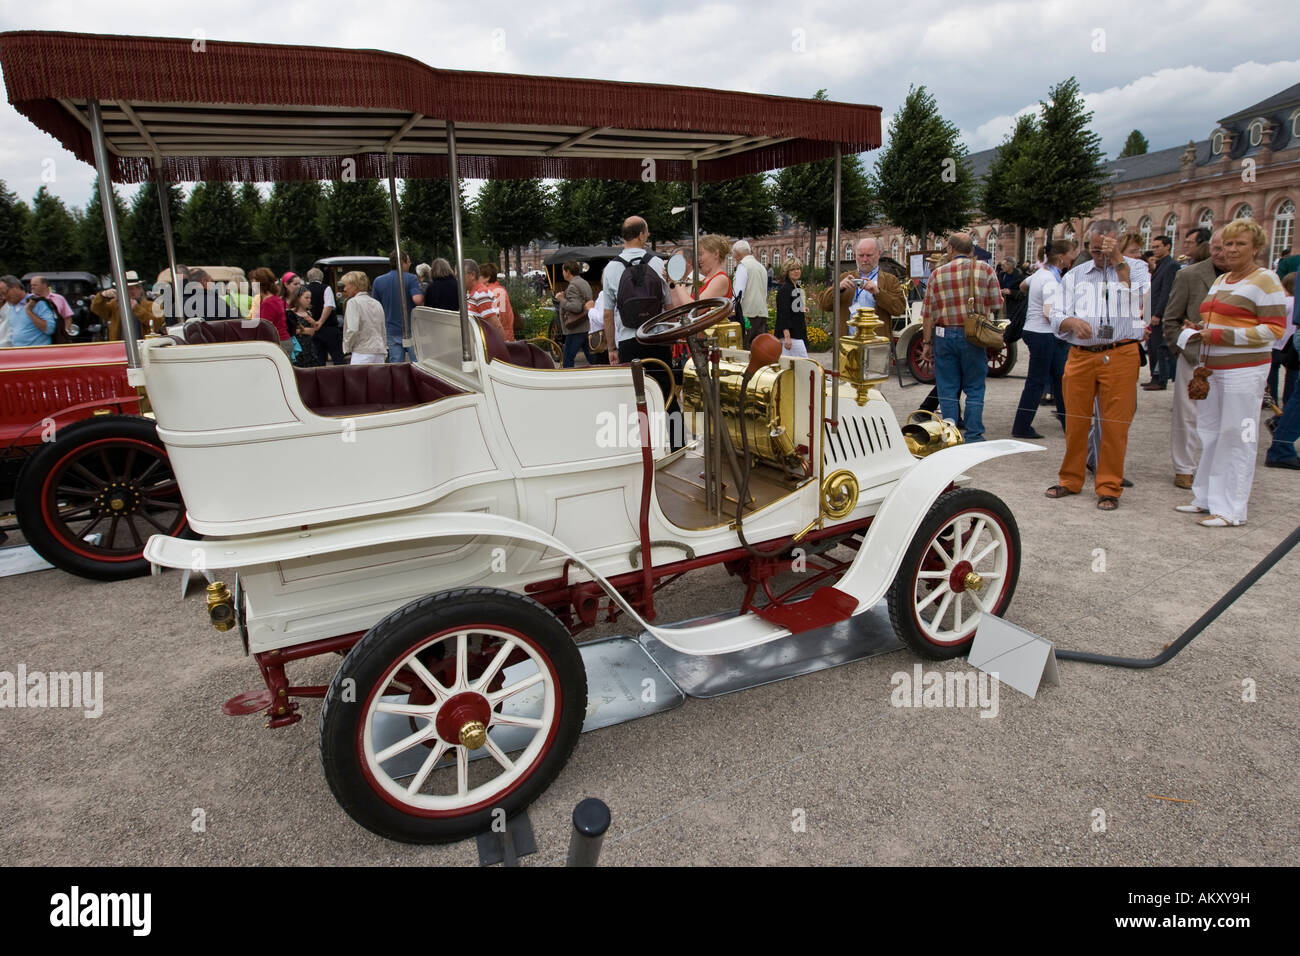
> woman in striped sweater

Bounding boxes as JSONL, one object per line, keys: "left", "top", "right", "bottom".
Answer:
{"left": 1175, "top": 218, "right": 1287, "bottom": 527}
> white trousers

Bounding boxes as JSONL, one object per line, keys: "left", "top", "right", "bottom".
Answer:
{"left": 1190, "top": 364, "right": 1268, "bottom": 523}
{"left": 1171, "top": 352, "right": 1202, "bottom": 475}
{"left": 350, "top": 352, "right": 385, "bottom": 365}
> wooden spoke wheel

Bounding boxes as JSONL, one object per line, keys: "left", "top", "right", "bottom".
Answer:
{"left": 319, "top": 587, "right": 586, "bottom": 844}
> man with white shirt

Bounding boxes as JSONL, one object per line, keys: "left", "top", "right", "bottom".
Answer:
{"left": 731, "top": 239, "right": 768, "bottom": 346}
{"left": 1045, "top": 220, "right": 1151, "bottom": 510}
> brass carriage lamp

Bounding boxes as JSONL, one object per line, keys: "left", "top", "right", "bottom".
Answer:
{"left": 838, "top": 307, "right": 891, "bottom": 405}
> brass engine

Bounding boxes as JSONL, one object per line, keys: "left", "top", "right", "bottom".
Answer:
{"left": 680, "top": 359, "right": 806, "bottom": 474}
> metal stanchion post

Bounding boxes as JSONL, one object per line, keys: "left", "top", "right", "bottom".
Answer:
{"left": 566, "top": 797, "right": 610, "bottom": 867}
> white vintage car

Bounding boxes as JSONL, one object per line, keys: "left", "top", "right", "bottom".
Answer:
{"left": 137, "top": 302, "right": 1035, "bottom": 842}
{"left": 1, "top": 28, "right": 1038, "bottom": 844}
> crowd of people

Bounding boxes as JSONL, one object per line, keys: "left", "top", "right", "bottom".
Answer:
{"left": 912, "top": 218, "right": 1295, "bottom": 525}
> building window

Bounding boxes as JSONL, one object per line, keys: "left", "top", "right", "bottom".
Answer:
{"left": 817, "top": 246, "right": 826, "bottom": 267}
{"left": 1211, "top": 131, "right": 1224, "bottom": 155}
{"left": 891, "top": 238, "right": 899, "bottom": 260}
{"left": 1292, "top": 111, "right": 1300, "bottom": 139}
{"left": 1272, "top": 199, "right": 1295, "bottom": 265}
{"left": 1024, "top": 230, "right": 1035, "bottom": 263}
{"left": 1164, "top": 213, "right": 1178, "bottom": 241}
{"left": 726, "top": 255, "right": 735, "bottom": 272}
{"left": 986, "top": 229, "right": 997, "bottom": 257}
{"left": 772, "top": 250, "right": 781, "bottom": 269}
{"left": 761, "top": 249, "right": 768, "bottom": 267}
{"left": 1232, "top": 203, "right": 1253, "bottom": 221}
{"left": 785, "top": 247, "right": 794, "bottom": 261}
{"left": 1249, "top": 120, "right": 1263, "bottom": 147}
{"left": 1138, "top": 216, "right": 1152, "bottom": 249}
{"left": 1115, "top": 219, "right": 1127, "bottom": 235}
{"left": 844, "top": 242, "right": 854, "bottom": 261}
{"left": 1198, "top": 208, "right": 1214, "bottom": 232}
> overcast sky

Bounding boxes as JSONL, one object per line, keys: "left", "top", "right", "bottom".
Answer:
{"left": 1, "top": 0, "right": 1297, "bottom": 211}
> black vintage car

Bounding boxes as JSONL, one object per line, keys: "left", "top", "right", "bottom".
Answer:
{"left": 21, "top": 271, "right": 104, "bottom": 342}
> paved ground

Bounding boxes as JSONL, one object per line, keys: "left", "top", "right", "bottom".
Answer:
{"left": 2, "top": 361, "right": 1297, "bottom": 866}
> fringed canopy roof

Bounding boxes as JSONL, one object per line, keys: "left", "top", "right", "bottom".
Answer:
{"left": 0, "top": 30, "right": 881, "bottom": 184}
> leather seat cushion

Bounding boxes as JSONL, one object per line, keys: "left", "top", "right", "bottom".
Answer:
{"left": 183, "top": 319, "right": 279, "bottom": 344}
{"left": 294, "top": 363, "right": 461, "bottom": 417}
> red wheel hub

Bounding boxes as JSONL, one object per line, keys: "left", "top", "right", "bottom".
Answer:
{"left": 948, "top": 559, "right": 974, "bottom": 593}
{"left": 435, "top": 692, "right": 492, "bottom": 747}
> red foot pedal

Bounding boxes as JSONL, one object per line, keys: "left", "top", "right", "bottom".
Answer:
{"left": 223, "top": 690, "right": 274, "bottom": 716}
{"left": 754, "top": 586, "right": 858, "bottom": 635}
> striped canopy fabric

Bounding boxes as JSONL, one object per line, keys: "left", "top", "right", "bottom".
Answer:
{"left": 0, "top": 31, "right": 881, "bottom": 184}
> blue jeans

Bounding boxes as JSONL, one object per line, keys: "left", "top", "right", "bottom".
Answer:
{"left": 1013, "top": 329, "right": 1067, "bottom": 434}
{"left": 1267, "top": 379, "right": 1300, "bottom": 463}
{"left": 562, "top": 331, "right": 593, "bottom": 368}
{"left": 387, "top": 336, "right": 415, "bottom": 363}
{"left": 934, "top": 326, "right": 988, "bottom": 441}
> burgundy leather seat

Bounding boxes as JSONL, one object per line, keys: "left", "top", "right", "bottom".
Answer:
{"left": 293, "top": 363, "right": 462, "bottom": 417}
{"left": 476, "top": 316, "right": 556, "bottom": 369}
{"left": 183, "top": 319, "right": 280, "bottom": 344}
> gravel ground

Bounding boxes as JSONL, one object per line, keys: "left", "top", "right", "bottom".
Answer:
{"left": 2, "top": 361, "right": 1297, "bottom": 866}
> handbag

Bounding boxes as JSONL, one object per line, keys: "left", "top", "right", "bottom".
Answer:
{"left": 962, "top": 257, "right": 1006, "bottom": 349}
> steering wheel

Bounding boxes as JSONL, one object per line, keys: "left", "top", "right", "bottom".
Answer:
{"left": 635, "top": 298, "right": 732, "bottom": 344}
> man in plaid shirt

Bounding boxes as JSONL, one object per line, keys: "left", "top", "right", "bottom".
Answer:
{"left": 921, "top": 233, "right": 1003, "bottom": 442}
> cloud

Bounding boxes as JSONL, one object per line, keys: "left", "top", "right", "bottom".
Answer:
{"left": 1, "top": 0, "right": 1296, "bottom": 220}
{"left": 963, "top": 60, "right": 1300, "bottom": 156}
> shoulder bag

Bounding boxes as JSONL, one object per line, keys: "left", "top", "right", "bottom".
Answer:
{"left": 962, "top": 257, "right": 1006, "bottom": 349}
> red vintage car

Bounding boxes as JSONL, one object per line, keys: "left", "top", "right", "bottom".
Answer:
{"left": 1, "top": 341, "right": 190, "bottom": 579}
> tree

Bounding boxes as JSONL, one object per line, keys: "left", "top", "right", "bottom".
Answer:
{"left": 697, "top": 174, "right": 777, "bottom": 239}
{"left": 24, "top": 186, "right": 80, "bottom": 271}
{"left": 981, "top": 113, "right": 1041, "bottom": 231}
{"left": 179, "top": 181, "right": 247, "bottom": 265}
{"left": 0, "top": 180, "right": 30, "bottom": 275}
{"left": 475, "top": 179, "right": 552, "bottom": 274}
{"left": 261, "top": 181, "right": 324, "bottom": 272}
{"left": 871, "top": 85, "right": 976, "bottom": 250}
{"left": 78, "top": 176, "right": 129, "bottom": 276}
{"left": 549, "top": 179, "right": 683, "bottom": 248}
{"left": 1016, "top": 77, "right": 1107, "bottom": 239}
{"left": 1118, "top": 129, "right": 1148, "bottom": 158}
{"left": 774, "top": 156, "right": 873, "bottom": 279}
{"left": 318, "top": 179, "right": 390, "bottom": 256}
{"left": 400, "top": 177, "right": 466, "bottom": 264}
{"left": 124, "top": 181, "right": 185, "bottom": 278}
{"left": 236, "top": 182, "right": 265, "bottom": 262}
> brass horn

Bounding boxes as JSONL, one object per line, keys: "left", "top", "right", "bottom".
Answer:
{"left": 902, "top": 410, "right": 964, "bottom": 458}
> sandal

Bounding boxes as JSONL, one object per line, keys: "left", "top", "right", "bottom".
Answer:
{"left": 1199, "top": 515, "right": 1242, "bottom": 528}
{"left": 1174, "top": 504, "right": 1208, "bottom": 514}
{"left": 1097, "top": 496, "right": 1119, "bottom": 511}
{"left": 1044, "top": 485, "right": 1078, "bottom": 499}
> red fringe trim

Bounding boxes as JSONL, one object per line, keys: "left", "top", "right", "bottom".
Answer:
{"left": 0, "top": 30, "right": 880, "bottom": 183}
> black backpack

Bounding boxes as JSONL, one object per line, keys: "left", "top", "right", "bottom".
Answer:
{"left": 616, "top": 253, "right": 661, "bottom": 329}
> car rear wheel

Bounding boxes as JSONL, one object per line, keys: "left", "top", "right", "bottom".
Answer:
{"left": 319, "top": 587, "right": 586, "bottom": 844}
{"left": 15, "top": 416, "right": 192, "bottom": 580}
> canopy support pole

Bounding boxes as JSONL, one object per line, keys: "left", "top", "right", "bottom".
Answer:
{"left": 88, "top": 101, "right": 142, "bottom": 378}
{"left": 690, "top": 162, "right": 700, "bottom": 294}
{"left": 386, "top": 151, "right": 411, "bottom": 355}
{"left": 831, "top": 144, "right": 842, "bottom": 428}
{"left": 691, "top": 161, "right": 716, "bottom": 513}
{"left": 447, "top": 122, "right": 471, "bottom": 367}
{"left": 154, "top": 162, "right": 182, "bottom": 324}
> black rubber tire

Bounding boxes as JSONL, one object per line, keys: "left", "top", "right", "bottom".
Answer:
{"left": 987, "top": 341, "right": 1018, "bottom": 377}
{"left": 14, "top": 415, "right": 192, "bottom": 581}
{"left": 887, "top": 488, "right": 1020, "bottom": 660}
{"left": 319, "top": 587, "right": 587, "bottom": 844}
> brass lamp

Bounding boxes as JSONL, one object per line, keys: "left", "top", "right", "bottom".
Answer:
{"left": 704, "top": 320, "right": 743, "bottom": 350}
{"left": 838, "top": 307, "right": 892, "bottom": 405}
